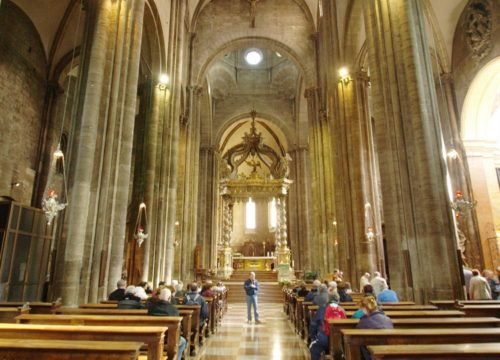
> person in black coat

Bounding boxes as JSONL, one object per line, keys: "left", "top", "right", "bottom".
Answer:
{"left": 118, "top": 286, "right": 144, "bottom": 309}
{"left": 108, "top": 279, "right": 127, "bottom": 301}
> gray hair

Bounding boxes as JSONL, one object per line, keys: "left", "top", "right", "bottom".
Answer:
{"left": 159, "top": 288, "right": 172, "bottom": 301}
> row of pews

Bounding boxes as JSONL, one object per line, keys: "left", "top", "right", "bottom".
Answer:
{"left": 283, "top": 288, "right": 500, "bottom": 359}
{"left": 0, "top": 290, "right": 228, "bottom": 359}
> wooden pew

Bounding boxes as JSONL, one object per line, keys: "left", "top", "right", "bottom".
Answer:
{"left": 456, "top": 304, "right": 500, "bottom": 318}
{"left": 368, "top": 342, "right": 500, "bottom": 360}
{"left": 344, "top": 310, "right": 466, "bottom": 318}
{"left": 58, "top": 304, "right": 194, "bottom": 357}
{"left": 341, "top": 328, "right": 500, "bottom": 360}
{"left": 339, "top": 301, "right": 415, "bottom": 307}
{"left": 340, "top": 305, "right": 438, "bottom": 311}
{"left": 328, "top": 317, "right": 500, "bottom": 360}
{"left": 176, "top": 304, "right": 202, "bottom": 355}
{"left": 430, "top": 300, "right": 500, "bottom": 310}
{"left": 0, "top": 323, "right": 166, "bottom": 360}
{"left": 0, "top": 300, "right": 60, "bottom": 314}
{"left": 0, "top": 307, "right": 29, "bottom": 323}
{"left": 204, "top": 296, "right": 215, "bottom": 335}
{"left": 0, "top": 338, "right": 142, "bottom": 360}
{"left": 16, "top": 313, "right": 181, "bottom": 360}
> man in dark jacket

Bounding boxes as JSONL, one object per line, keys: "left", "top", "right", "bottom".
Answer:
{"left": 108, "top": 279, "right": 127, "bottom": 301}
{"left": 148, "top": 288, "right": 187, "bottom": 360}
{"left": 305, "top": 279, "right": 321, "bottom": 302}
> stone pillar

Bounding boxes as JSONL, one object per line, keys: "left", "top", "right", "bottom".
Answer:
{"left": 305, "top": 87, "right": 337, "bottom": 276}
{"left": 288, "top": 146, "right": 312, "bottom": 271}
{"left": 141, "top": 84, "right": 165, "bottom": 281}
{"left": 363, "top": 0, "right": 462, "bottom": 301}
{"left": 58, "top": 0, "right": 145, "bottom": 305}
{"left": 337, "top": 70, "right": 382, "bottom": 284}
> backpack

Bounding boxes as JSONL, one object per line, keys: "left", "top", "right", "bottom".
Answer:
{"left": 322, "top": 303, "right": 346, "bottom": 336}
{"left": 185, "top": 294, "right": 199, "bottom": 305}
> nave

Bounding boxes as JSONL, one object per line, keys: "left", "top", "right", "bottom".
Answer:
{"left": 194, "top": 303, "right": 309, "bottom": 360}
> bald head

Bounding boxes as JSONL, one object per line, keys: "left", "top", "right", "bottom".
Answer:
{"left": 159, "top": 288, "right": 172, "bottom": 302}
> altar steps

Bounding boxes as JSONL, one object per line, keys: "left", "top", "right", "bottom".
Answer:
{"left": 225, "top": 282, "right": 284, "bottom": 303}
{"left": 227, "top": 270, "right": 278, "bottom": 282}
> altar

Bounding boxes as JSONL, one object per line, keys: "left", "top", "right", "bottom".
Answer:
{"left": 233, "top": 256, "right": 276, "bottom": 271}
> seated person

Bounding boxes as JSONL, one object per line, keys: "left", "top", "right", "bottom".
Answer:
{"left": 351, "top": 285, "right": 376, "bottom": 319}
{"left": 135, "top": 281, "right": 150, "bottom": 300}
{"left": 305, "top": 279, "right": 321, "bottom": 301}
{"left": 356, "top": 296, "right": 393, "bottom": 360}
{"left": 108, "top": 279, "right": 127, "bottom": 301}
{"left": 201, "top": 282, "right": 214, "bottom": 297}
{"left": 338, "top": 282, "right": 353, "bottom": 302}
{"left": 183, "top": 283, "right": 209, "bottom": 327}
{"left": 213, "top": 281, "right": 226, "bottom": 293}
{"left": 118, "top": 286, "right": 144, "bottom": 309}
{"left": 148, "top": 287, "right": 187, "bottom": 360}
{"left": 296, "top": 281, "right": 309, "bottom": 297}
{"left": 313, "top": 284, "right": 329, "bottom": 307}
{"left": 309, "top": 293, "right": 347, "bottom": 360}
{"left": 174, "top": 281, "right": 186, "bottom": 298}
{"left": 377, "top": 287, "right": 398, "bottom": 303}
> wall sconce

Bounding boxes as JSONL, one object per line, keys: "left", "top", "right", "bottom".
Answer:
{"left": 366, "top": 226, "right": 375, "bottom": 242}
{"left": 338, "top": 67, "right": 352, "bottom": 85}
{"left": 446, "top": 149, "right": 459, "bottom": 160}
{"left": 158, "top": 73, "right": 170, "bottom": 90}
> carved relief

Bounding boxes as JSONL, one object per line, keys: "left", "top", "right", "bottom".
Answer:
{"left": 465, "top": 0, "right": 492, "bottom": 60}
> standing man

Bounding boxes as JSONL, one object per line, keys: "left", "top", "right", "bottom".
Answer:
{"left": 244, "top": 272, "right": 261, "bottom": 324}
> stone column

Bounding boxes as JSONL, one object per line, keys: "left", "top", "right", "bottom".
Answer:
{"left": 337, "top": 70, "right": 382, "bottom": 283}
{"left": 57, "top": 0, "right": 145, "bottom": 304}
{"left": 305, "top": 87, "right": 337, "bottom": 276}
{"left": 106, "top": 0, "right": 145, "bottom": 294}
{"left": 141, "top": 84, "right": 165, "bottom": 281}
{"left": 363, "top": 0, "right": 462, "bottom": 301}
{"left": 219, "top": 196, "right": 233, "bottom": 278}
{"left": 287, "top": 146, "right": 312, "bottom": 271}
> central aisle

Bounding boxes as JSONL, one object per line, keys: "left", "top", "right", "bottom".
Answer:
{"left": 194, "top": 303, "right": 311, "bottom": 360}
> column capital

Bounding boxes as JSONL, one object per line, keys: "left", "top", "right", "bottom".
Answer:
{"left": 187, "top": 84, "right": 203, "bottom": 96}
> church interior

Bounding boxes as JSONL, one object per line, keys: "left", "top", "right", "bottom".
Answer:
{"left": 0, "top": 0, "right": 499, "bottom": 358}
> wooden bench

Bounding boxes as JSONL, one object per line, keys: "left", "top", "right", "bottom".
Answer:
{"left": 175, "top": 304, "right": 203, "bottom": 355}
{"left": 339, "top": 301, "right": 415, "bottom": 307}
{"left": 0, "top": 338, "right": 142, "bottom": 360}
{"left": 340, "top": 305, "right": 438, "bottom": 311}
{"left": 15, "top": 313, "right": 181, "bottom": 360}
{"left": 328, "top": 317, "right": 500, "bottom": 359}
{"left": 456, "top": 305, "right": 500, "bottom": 318}
{"left": 344, "top": 310, "right": 466, "bottom": 318}
{"left": 0, "top": 323, "right": 166, "bottom": 360}
{"left": 55, "top": 305, "right": 194, "bottom": 357}
{"left": 0, "top": 301, "right": 60, "bottom": 314}
{"left": 341, "top": 328, "right": 500, "bottom": 360}
{"left": 0, "top": 307, "right": 29, "bottom": 323}
{"left": 431, "top": 300, "right": 500, "bottom": 310}
{"left": 368, "top": 343, "right": 500, "bottom": 359}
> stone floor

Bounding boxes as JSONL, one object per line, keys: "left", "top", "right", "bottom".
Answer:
{"left": 194, "top": 303, "right": 310, "bottom": 359}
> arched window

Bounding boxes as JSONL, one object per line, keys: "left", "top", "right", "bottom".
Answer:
{"left": 56, "top": 133, "right": 68, "bottom": 174}
{"left": 246, "top": 197, "right": 256, "bottom": 229}
{"left": 268, "top": 197, "right": 277, "bottom": 229}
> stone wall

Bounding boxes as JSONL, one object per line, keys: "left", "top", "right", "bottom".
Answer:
{"left": 0, "top": 1, "right": 47, "bottom": 205}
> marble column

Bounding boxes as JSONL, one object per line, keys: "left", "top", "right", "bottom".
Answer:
{"left": 363, "top": 0, "right": 462, "bottom": 301}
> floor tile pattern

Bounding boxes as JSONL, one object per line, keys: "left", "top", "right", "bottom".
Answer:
{"left": 194, "top": 303, "right": 310, "bottom": 359}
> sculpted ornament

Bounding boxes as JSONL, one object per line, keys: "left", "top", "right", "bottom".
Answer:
{"left": 465, "top": 0, "right": 492, "bottom": 60}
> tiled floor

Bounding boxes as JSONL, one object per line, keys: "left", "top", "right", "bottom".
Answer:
{"left": 194, "top": 303, "right": 310, "bottom": 359}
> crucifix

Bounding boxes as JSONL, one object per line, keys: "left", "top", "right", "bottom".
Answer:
{"left": 247, "top": 0, "right": 259, "bottom": 28}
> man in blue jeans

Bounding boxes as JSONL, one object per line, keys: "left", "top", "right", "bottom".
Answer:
{"left": 244, "top": 272, "right": 261, "bottom": 324}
